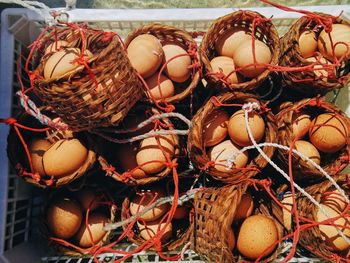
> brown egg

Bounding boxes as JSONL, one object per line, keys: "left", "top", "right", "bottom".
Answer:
{"left": 203, "top": 109, "right": 229, "bottom": 147}
{"left": 228, "top": 110, "right": 265, "bottom": 147}
{"left": 281, "top": 192, "right": 293, "bottom": 231}
{"left": 173, "top": 205, "right": 190, "bottom": 220}
{"left": 233, "top": 39, "right": 272, "bottom": 78}
{"left": 137, "top": 219, "right": 172, "bottom": 243}
{"left": 322, "top": 190, "right": 347, "bottom": 213}
{"left": 309, "top": 113, "right": 348, "bottom": 153}
{"left": 47, "top": 197, "right": 82, "bottom": 239}
{"left": 162, "top": 44, "right": 191, "bottom": 83}
{"left": 234, "top": 193, "right": 254, "bottom": 221}
{"left": 298, "top": 30, "right": 318, "bottom": 58}
{"left": 75, "top": 213, "right": 109, "bottom": 248}
{"left": 136, "top": 134, "right": 175, "bottom": 174}
{"left": 318, "top": 24, "right": 350, "bottom": 60}
{"left": 209, "top": 140, "right": 249, "bottom": 172}
{"left": 116, "top": 143, "right": 147, "bottom": 179}
{"left": 306, "top": 57, "right": 333, "bottom": 81}
{"left": 291, "top": 112, "right": 311, "bottom": 139}
{"left": 215, "top": 28, "right": 252, "bottom": 58}
{"left": 127, "top": 34, "right": 164, "bottom": 78}
{"left": 294, "top": 140, "right": 321, "bottom": 168}
{"left": 227, "top": 229, "right": 236, "bottom": 251}
{"left": 210, "top": 56, "right": 238, "bottom": 84}
{"left": 43, "top": 139, "right": 88, "bottom": 178}
{"left": 76, "top": 188, "right": 102, "bottom": 211}
{"left": 317, "top": 204, "right": 350, "bottom": 252}
{"left": 237, "top": 215, "right": 278, "bottom": 260}
{"left": 29, "top": 138, "right": 52, "bottom": 176}
{"left": 44, "top": 48, "right": 93, "bottom": 79}
{"left": 145, "top": 73, "right": 175, "bottom": 100}
{"left": 44, "top": 40, "right": 68, "bottom": 55}
{"left": 129, "top": 188, "right": 170, "bottom": 222}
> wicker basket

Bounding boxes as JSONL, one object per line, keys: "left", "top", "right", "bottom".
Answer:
{"left": 32, "top": 24, "right": 143, "bottom": 131}
{"left": 188, "top": 92, "right": 277, "bottom": 183}
{"left": 276, "top": 98, "right": 350, "bottom": 183}
{"left": 124, "top": 23, "right": 201, "bottom": 105}
{"left": 6, "top": 111, "right": 96, "bottom": 188}
{"left": 190, "top": 183, "right": 284, "bottom": 263}
{"left": 280, "top": 13, "right": 350, "bottom": 96}
{"left": 200, "top": 10, "right": 280, "bottom": 92}
{"left": 97, "top": 106, "right": 181, "bottom": 186}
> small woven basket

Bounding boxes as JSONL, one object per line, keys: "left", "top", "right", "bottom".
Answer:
{"left": 33, "top": 24, "right": 143, "bottom": 131}
{"left": 200, "top": 10, "right": 280, "bottom": 92}
{"left": 188, "top": 92, "right": 277, "bottom": 183}
{"left": 190, "top": 183, "right": 284, "bottom": 263}
{"left": 280, "top": 13, "right": 350, "bottom": 96}
{"left": 276, "top": 98, "right": 350, "bottom": 183}
{"left": 124, "top": 23, "right": 201, "bottom": 105}
{"left": 6, "top": 111, "right": 96, "bottom": 188}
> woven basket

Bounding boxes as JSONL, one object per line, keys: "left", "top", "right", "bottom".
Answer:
{"left": 97, "top": 106, "right": 181, "bottom": 186}
{"left": 290, "top": 174, "right": 350, "bottom": 260}
{"left": 6, "top": 111, "right": 96, "bottom": 188}
{"left": 200, "top": 10, "right": 280, "bottom": 92}
{"left": 124, "top": 23, "right": 201, "bottom": 104}
{"left": 280, "top": 13, "right": 350, "bottom": 96}
{"left": 190, "top": 183, "right": 284, "bottom": 263}
{"left": 188, "top": 92, "right": 277, "bottom": 183}
{"left": 33, "top": 24, "right": 143, "bottom": 131}
{"left": 276, "top": 98, "right": 350, "bottom": 183}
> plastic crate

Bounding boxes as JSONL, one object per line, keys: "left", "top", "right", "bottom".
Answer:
{"left": 0, "top": 5, "right": 350, "bottom": 263}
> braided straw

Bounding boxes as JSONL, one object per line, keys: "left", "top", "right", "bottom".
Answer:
{"left": 200, "top": 10, "right": 280, "bottom": 92}
{"left": 276, "top": 98, "right": 350, "bottom": 183}
{"left": 188, "top": 92, "right": 277, "bottom": 183}
{"left": 6, "top": 111, "right": 96, "bottom": 188}
{"left": 190, "top": 182, "right": 284, "bottom": 263}
{"left": 124, "top": 23, "right": 201, "bottom": 104}
{"left": 280, "top": 13, "right": 350, "bottom": 96}
{"left": 32, "top": 24, "right": 143, "bottom": 131}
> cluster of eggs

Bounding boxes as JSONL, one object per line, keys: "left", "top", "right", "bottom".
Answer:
{"left": 298, "top": 24, "right": 350, "bottom": 80}
{"left": 227, "top": 193, "right": 279, "bottom": 260}
{"left": 288, "top": 111, "right": 348, "bottom": 168}
{"left": 203, "top": 108, "right": 265, "bottom": 172}
{"left": 127, "top": 34, "right": 192, "bottom": 100}
{"left": 128, "top": 187, "right": 190, "bottom": 243}
{"left": 47, "top": 188, "right": 110, "bottom": 248}
{"left": 210, "top": 27, "right": 272, "bottom": 83}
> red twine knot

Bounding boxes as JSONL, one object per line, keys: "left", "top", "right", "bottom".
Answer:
{"left": 210, "top": 96, "right": 222, "bottom": 107}
{"left": 0, "top": 117, "right": 17, "bottom": 125}
{"left": 308, "top": 96, "right": 324, "bottom": 107}
{"left": 104, "top": 165, "right": 116, "bottom": 176}
{"left": 166, "top": 162, "right": 178, "bottom": 169}
{"left": 164, "top": 104, "right": 175, "bottom": 113}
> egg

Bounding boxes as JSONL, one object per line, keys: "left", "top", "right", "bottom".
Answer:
{"left": 237, "top": 215, "right": 278, "bottom": 260}
{"left": 233, "top": 39, "right": 272, "bottom": 78}
{"left": 309, "top": 113, "right": 348, "bottom": 153}
{"left": 43, "top": 139, "right": 88, "bottom": 178}
{"left": 44, "top": 48, "right": 93, "bottom": 79}
{"left": 116, "top": 143, "right": 147, "bottom": 179}
{"left": 29, "top": 138, "right": 52, "bottom": 176}
{"left": 136, "top": 134, "right": 175, "bottom": 174}
{"left": 162, "top": 44, "right": 191, "bottom": 83}
{"left": 318, "top": 24, "right": 350, "bottom": 60}
{"left": 173, "top": 205, "right": 190, "bottom": 220}
{"left": 322, "top": 189, "right": 347, "bottom": 212}
{"left": 215, "top": 28, "right": 252, "bottom": 58}
{"left": 317, "top": 204, "right": 350, "bottom": 252}
{"left": 145, "top": 73, "right": 175, "bottom": 100}
{"left": 137, "top": 219, "right": 172, "bottom": 243}
{"left": 209, "top": 140, "right": 249, "bottom": 172}
{"left": 291, "top": 112, "right": 311, "bottom": 138}
{"left": 130, "top": 188, "right": 170, "bottom": 222}
{"left": 306, "top": 57, "right": 333, "bottom": 81}
{"left": 227, "top": 229, "right": 236, "bottom": 251}
{"left": 47, "top": 197, "right": 82, "bottom": 239}
{"left": 298, "top": 30, "right": 318, "bottom": 58}
{"left": 203, "top": 109, "right": 229, "bottom": 147}
{"left": 76, "top": 188, "right": 102, "bottom": 211}
{"left": 44, "top": 40, "right": 68, "bottom": 55}
{"left": 233, "top": 193, "right": 254, "bottom": 221}
{"left": 127, "top": 34, "right": 164, "bottom": 78}
{"left": 75, "top": 213, "right": 109, "bottom": 248}
{"left": 281, "top": 192, "right": 293, "bottom": 231}
{"left": 294, "top": 140, "right": 321, "bottom": 168}
{"left": 210, "top": 56, "right": 238, "bottom": 84}
{"left": 228, "top": 110, "right": 265, "bottom": 147}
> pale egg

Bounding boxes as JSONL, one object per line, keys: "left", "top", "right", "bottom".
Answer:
{"left": 215, "top": 28, "right": 252, "bottom": 58}
{"left": 116, "top": 143, "right": 147, "bottom": 179}
{"left": 298, "top": 30, "right": 318, "bottom": 58}
{"left": 145, "top": 73, "right": 175, "bottom": 100}
{"left": 210, "top": 56, "right": 238, "bottom": 84}
{"left": 137, "top": 218, "right": 172, "bottom": 243}
{"left": 29, "top": 138, "right": 52, "bottom": 176}
{"left": 44, "top": 40, "right": 68, "bottom": 55}
{"left": 291, "top": 112, "right": 311, "bottom": 139}
{"left": 294, "top": 140, "right": 321, "bottom": 168}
